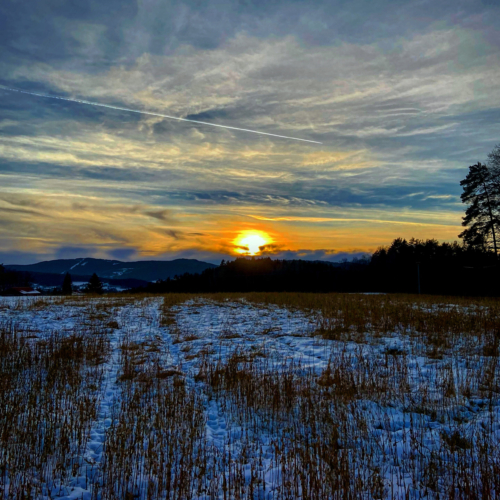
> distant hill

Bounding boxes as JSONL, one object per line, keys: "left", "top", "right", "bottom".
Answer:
{"left": 6, "top": 258, "right": 217, "bottom": 283}
{"left": 131, "top": 243, "right": 500, "bottom": 296}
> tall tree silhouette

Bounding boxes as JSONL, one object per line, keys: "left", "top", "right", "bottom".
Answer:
{"left": 86, "top": 273, "right": 103, "bottom": 294}
{"left": 62, "top": 272, "right": 73, "bottom": 295}
{"left": 487, "top": 143, "right": 500, "bottom": 195}
{"left": 460, "top": 162, "right": 499, "bottom": 257}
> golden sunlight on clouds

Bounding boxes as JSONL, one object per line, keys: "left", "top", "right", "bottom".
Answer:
{"left": 299, "top": 151, "right": 362, "bottom": 167}
{"left": 234, "top": 230, "right": 271, "bottom": 256}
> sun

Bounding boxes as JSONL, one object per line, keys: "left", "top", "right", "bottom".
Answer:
{"left": 234, "top": 231, "right": 270, "bottom": 256}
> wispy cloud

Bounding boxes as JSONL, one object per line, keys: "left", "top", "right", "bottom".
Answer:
{"left": 1, "top": 0, "right": 499, "bottom": 263}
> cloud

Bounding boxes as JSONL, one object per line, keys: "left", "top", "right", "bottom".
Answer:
{"left": 260, "top": 248, "right": 371, "bottom": 262}
{"left": 1, "top": 0, "right": 499, "bottom": 259}
{"left": 147, "top": 246, "right": 371, "bottom": 265}
{"left": 0, "top": 249, "right": 54, "bottom": 266}
{"left": 55, "top": 246, "right": 99, "bottom": 259}
{"left": 258, "top": 243, "right": 284, "bottom": 254}
{"left": 144, "top": 209, "right": 176, "bottom": 223}
{"left": 0, "top": 205, "right": 47, "bottom": 217}
{"left": 107, "top": 247, "right": 138, "bottom": 260}
{"left": 151, "top": 228, "right": 183, "bottom": 240}
{"left": 185, "top": 108, "right": 230, "bottom": 121}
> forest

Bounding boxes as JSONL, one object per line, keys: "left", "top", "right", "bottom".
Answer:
{"left": 135, "top": 144, "right": 500, "bottom": 296}
{"left": 133, "top": 238, "right": 498, "bottom": 295}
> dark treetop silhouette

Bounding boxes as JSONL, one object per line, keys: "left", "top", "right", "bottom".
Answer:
{"left": 62, "top": 272, "right": 73, "bottom": 295}
{"left": 86, "top": 273, "right": 104, "bottom": 294}
{"left": 460, "top": 160, "right": 500, "bottom": 257}
{"left": 132, "top": 238, "right": 498, "bottom": 296}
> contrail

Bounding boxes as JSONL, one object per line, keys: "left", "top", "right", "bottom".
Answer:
{"left": 0, "top": 85, "right": 322, "bottom": 144}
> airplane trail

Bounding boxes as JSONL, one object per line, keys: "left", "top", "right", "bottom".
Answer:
{"left": 0, "top": 85, "right": 322, "bottom": 144}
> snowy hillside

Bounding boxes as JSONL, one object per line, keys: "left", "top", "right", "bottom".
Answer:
{"left": 6, "top": 258, "right": 217, "bottom": 282}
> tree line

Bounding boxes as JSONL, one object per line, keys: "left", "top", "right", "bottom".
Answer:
{"left": 0, "top": 266, "right": 104, "bottom": 295}
{"left": 134, "top": 143, "right": 500, "bottom": 296}
{"left": 0, "top": 265, "right": 31, "bottom": 292}
{"left": 2, "top": 143, "right": 499, "bottom": 296}
{"left": 134, "top": 236, "right": 497, "bottom": 295}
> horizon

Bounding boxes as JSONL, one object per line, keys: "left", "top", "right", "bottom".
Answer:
{"left": 4, "top": 251, "right": 371, "bottom": 267}
{"left": 1, "top": 0, "right": 499, "bottom": 264}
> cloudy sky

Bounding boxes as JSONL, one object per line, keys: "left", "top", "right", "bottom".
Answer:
{"left": 1, "top": 0, "right": 499, "bottom": 264}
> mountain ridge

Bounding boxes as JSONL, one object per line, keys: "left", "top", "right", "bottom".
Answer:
{"left": 6, "top": 257, "right": 217, "bottom": 283}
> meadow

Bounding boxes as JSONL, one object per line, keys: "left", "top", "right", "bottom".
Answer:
{"left": 0, "top": 292, "right": 499, "bottom": 499}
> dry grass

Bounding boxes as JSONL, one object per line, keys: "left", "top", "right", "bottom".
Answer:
{"left": 0, "top": 292, "right": 499, "bottom": 498}
{"left": 0, "top": 320, "right": 110, "bottom": 498}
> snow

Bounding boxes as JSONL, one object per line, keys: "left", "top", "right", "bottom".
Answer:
{"left": 0, "top": 296, "right": 498, "bottom": 498}
{"left": 111, "top": 267, "right": 133, "bottom": 276}
{"left": 70, "top": 259, "right": 85, "bottom": 270}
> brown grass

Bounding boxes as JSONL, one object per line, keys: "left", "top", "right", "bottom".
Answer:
{"left": 1, "top": 292, "right": 499, "bottom": 499}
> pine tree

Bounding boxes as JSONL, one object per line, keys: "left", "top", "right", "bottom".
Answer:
{"left": 487, "top": 143, "right": 500, "bottom": 194}
{"left": 459, "top": 162, "right": 500, "bottom": 257}
{"left": 86, "top": 273, "right": 103, "bottom": 294}
{"left": 62, "top": 272, "right": 73, "bottom": 295}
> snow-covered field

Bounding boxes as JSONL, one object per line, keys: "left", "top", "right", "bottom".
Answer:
{"left": 0, "top": 294, "right": 499, "bottom": 499}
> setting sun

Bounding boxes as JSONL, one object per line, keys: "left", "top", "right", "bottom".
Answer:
{"left": 234, "top": 231, "right": 270, "bottom": 256}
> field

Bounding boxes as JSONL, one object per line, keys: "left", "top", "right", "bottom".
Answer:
{"left": 0, "top": 293, "right": 499, "bottom": 499}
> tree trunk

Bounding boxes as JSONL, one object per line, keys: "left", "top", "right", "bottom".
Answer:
{"left": 482, "top": 178, "right": 498, "bottom": 258}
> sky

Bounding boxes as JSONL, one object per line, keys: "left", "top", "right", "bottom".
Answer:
{"left": 1, "top": 0, "right": 499, "bottom": 265}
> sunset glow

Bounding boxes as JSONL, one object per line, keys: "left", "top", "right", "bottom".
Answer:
{"left": 235, "top": 232, "right": 270, "bottom": 256}
{"left": 1, "top": 0, "right": 497, "bottom": 265}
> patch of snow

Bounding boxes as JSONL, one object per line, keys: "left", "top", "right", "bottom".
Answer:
{"left": 70, "top": 259, "right": 85, "bottom": 270}
{"left": 111, "top": 268, "right": 133, "bottom": 276}
{"left": 0, "top": 296, "right": 498, "bottom": 499}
